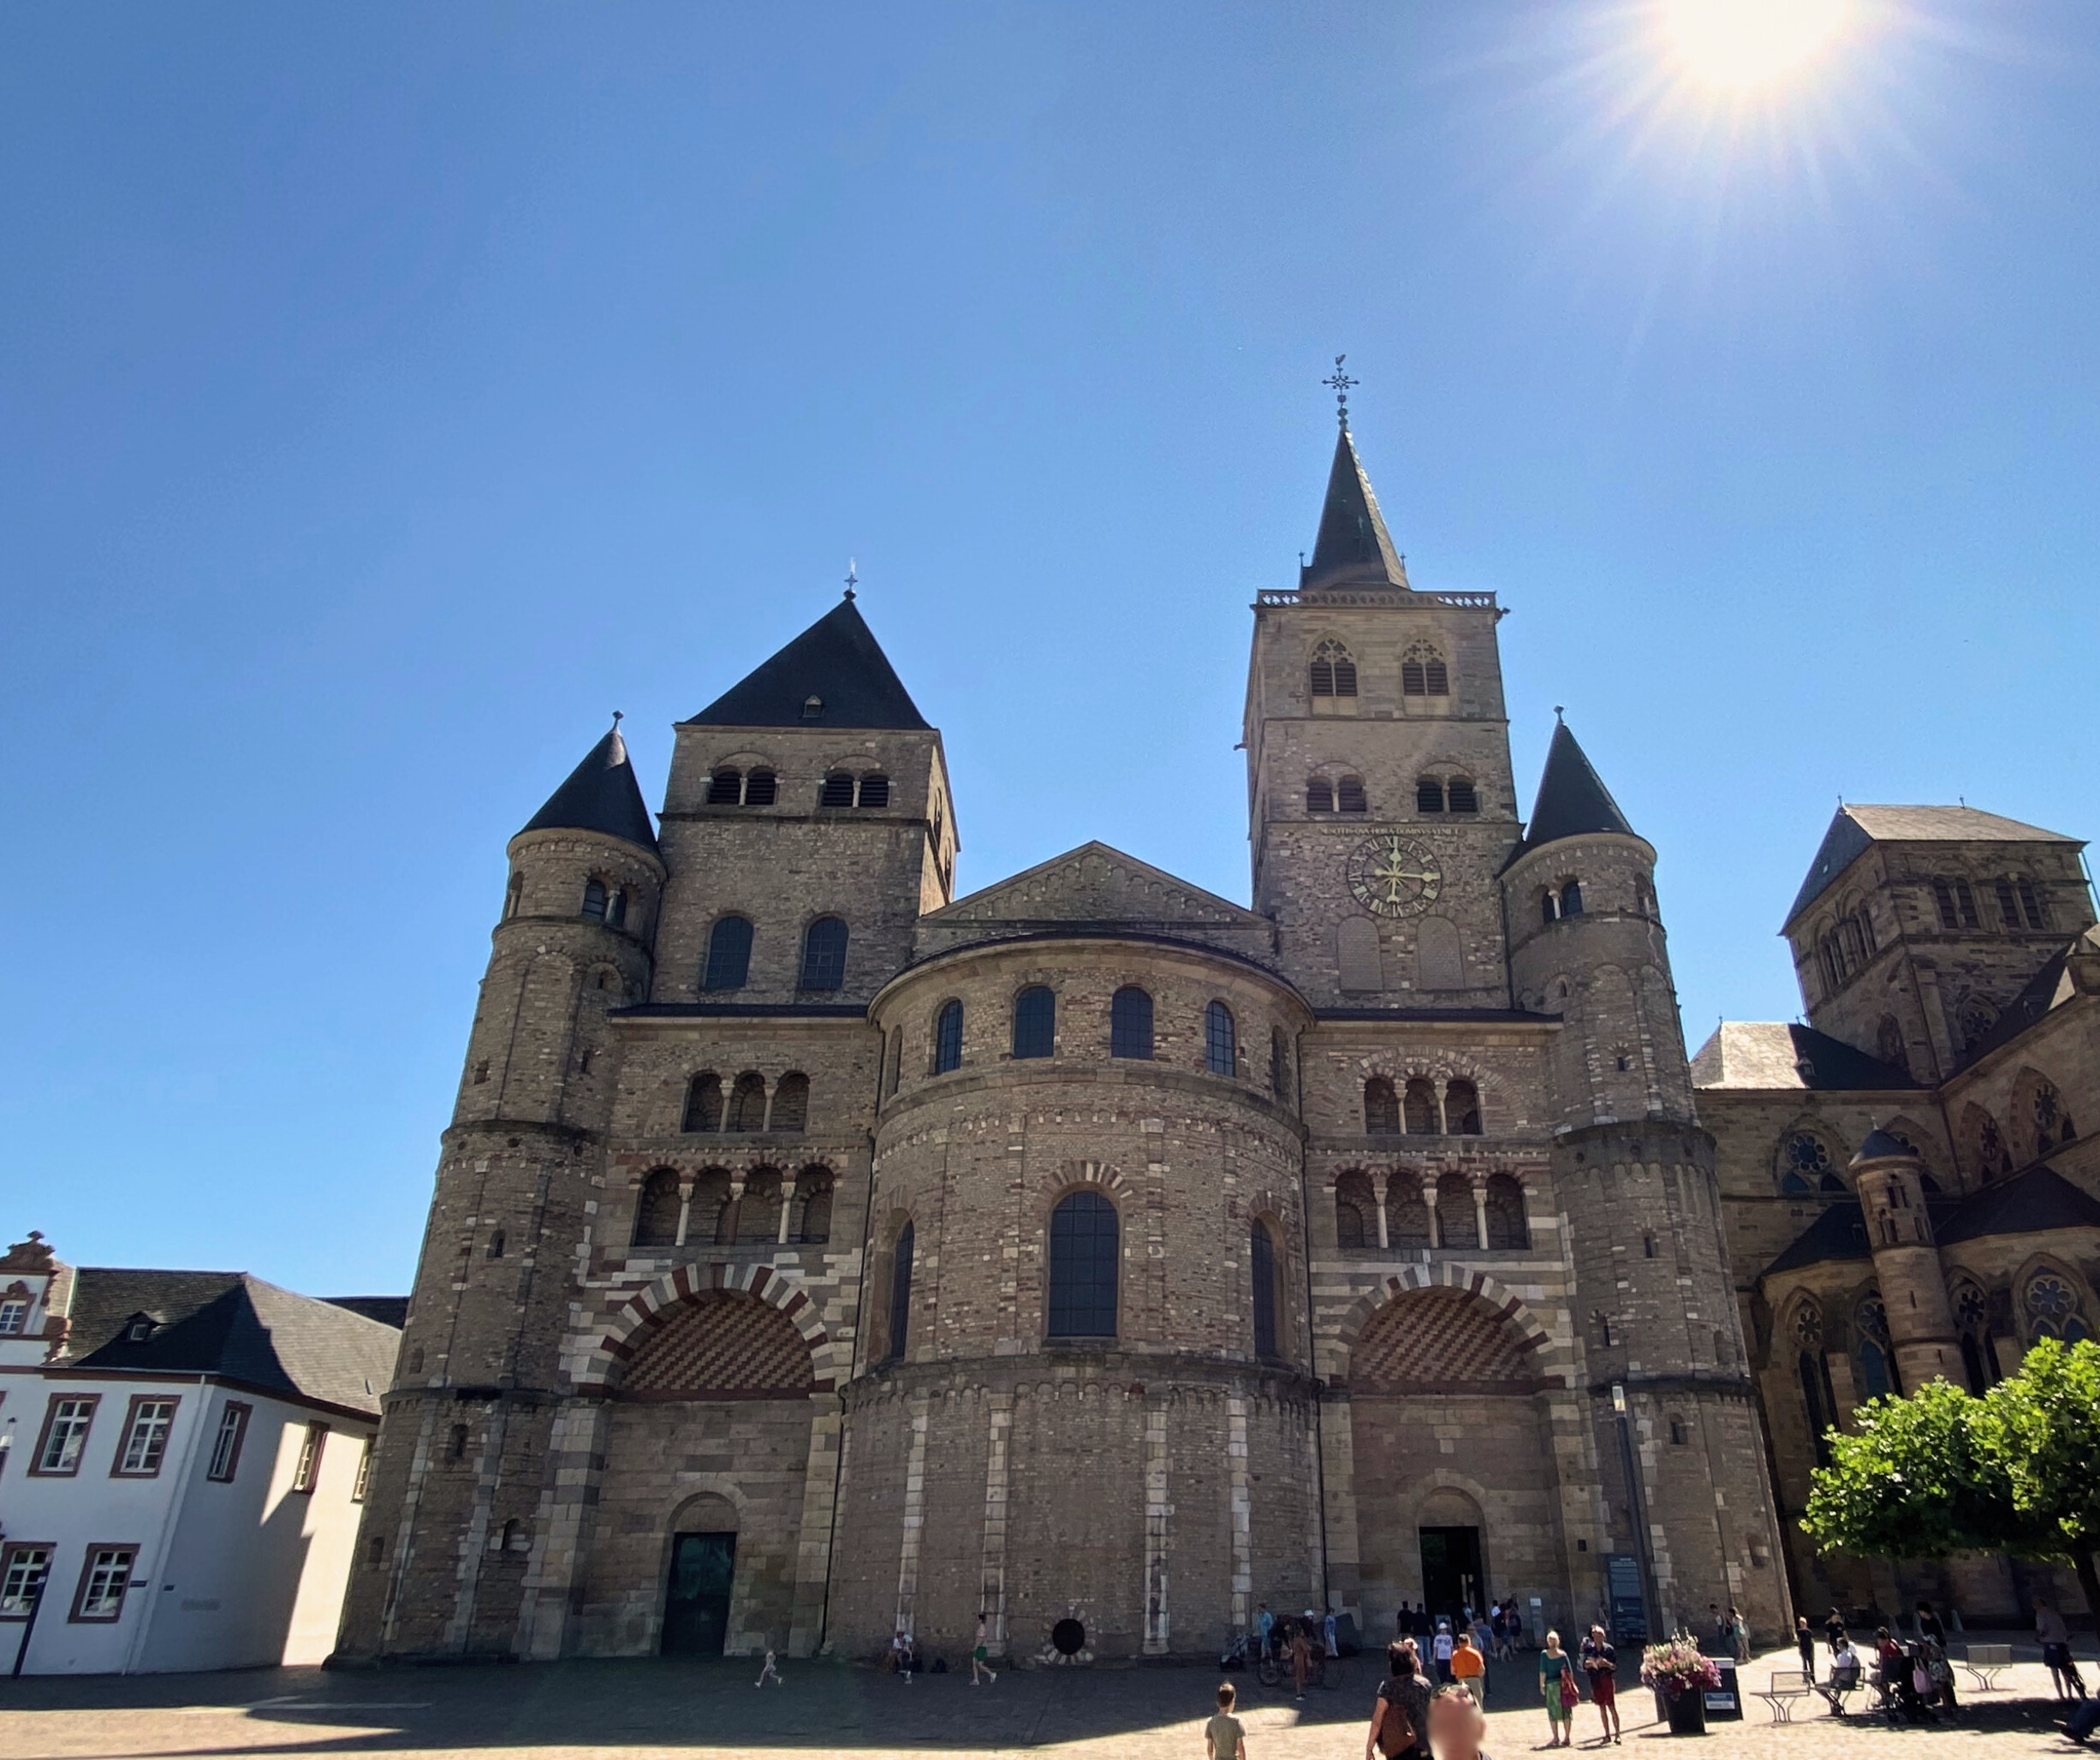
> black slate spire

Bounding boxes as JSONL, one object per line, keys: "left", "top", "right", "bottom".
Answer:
{"left": 685, "top": 598, "right": 930, "bottom": 731}
{"left": 1518, "top": 720, "right": 1636, "bottom": 853}
{"left": 1301, "top": 425, "right": 1408, "bottom": 590}
{"left": 518, "top": 722, "right": 659, "bottom": 853}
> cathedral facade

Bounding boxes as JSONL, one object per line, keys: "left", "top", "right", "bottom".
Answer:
{"left": 342, "top": 419, "right": 1865, "bottom": 1665}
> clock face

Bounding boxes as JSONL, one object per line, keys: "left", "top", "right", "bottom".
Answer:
{"left": 1347, "top": 834, "right": 1443, "bottom": 919}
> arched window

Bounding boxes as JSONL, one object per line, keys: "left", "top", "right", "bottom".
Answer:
{"left": 1951, "top": 1280, "right": 2000, "bottom": 1394}
{"left": 2018, "top": 877, "right": 2049, "bottom": 929}
{"left": 633, "top": 1169, "right": 681, "bottom": 1249}
{"left": 1387, "top": 1175, "right": 1431, "bottom": 1247}
{"left": 504, "top": 871, "right": 523, "bottom": 919}
{"left": 1251, "top": 1220, "right": 1281, "bottom": 1359}
{"left": 887, "top": 1222, "right": 914, "bottom": 1362}
{"left": 1403, "top": 1077, "right": 1438, "bottom": 1135}
{"left": 1799, "top": 1351, "right": 1832, "bottom": 1466}
{"left": 1364, "top": 1076, "right": 1401, "bottom": 1135}
{"left": 706, "top": 769, "right": 742, "bottom": 805}
{"left": 1435, "top": 1173, "right": 1477, "bottom": 1249}
{"left": 1270, "top": 1028, "right": 1288, "bottom": 1101}
{"left": 2026, "top": 1074, "right": 2078, "bottom": 1157}
{"left": 1856, "top": 1296, "right": 1897, "bottom": 1399}
{"left": 1336, "top": 776, "right": 1368, "bottom": 814}
{"left": 1401, "top": 642, "right": 1449, "bottom": 697}
{"left": 1781, "top": 1131, "right": 1842, "bottom": 1194}
{"left": 770, "top": 1073, "right": 809, "bottom": 1133}
{"left": 1957, "top": 996, "right": 1997, "bottom": 1052}
{"left": 1110, "top": 987, "right": 1154, "bottom": 1060}
{"left": 1306, "top": 778, "right": 1334, "bottom": 813}
{"left": 799, "top": 917, "right": 848, "bottom": 990}
{"left": 1484, "top": 1175, "right": 1527, "bottom": 1250}
{"left": 1934, "top": 877, "right": 1979, "bottom": 928}
{"left": 1541, "top": 889, "right": 1560, "bottom": 927}
{"left": 819, "top": 772, "right": 857, "bottom": 807}
{"left": 681, "top": 1073, "right": 723, "bottom": 1133}
{"left": 797, "top": 1171, "right": 833, "bottom": 1244}
{"left": 726, "top": 1072, "right": 767, "bottom": 1132}
{"left": 1048, "top": 1190, "right": 1118, "bottom": 1338}
{"left": 604, "top": 888, "right": 628, "bottom": 931}
{"left": 2024, "top": 1271, "right": 2090, "bottom": 1343}
{"left": 934, "top": 1000, "right": 964, "bottom": 1073}
{"left": 704, "top": 916, "right": 753, "bottom": 990}
{"left": 1335, "top": 1191, "right": 1366, "bottom": 1250}
{"left": 1205, "top": 1002, "right": 1237, "bottom": 1076}
{"left": 1560, "top": 880, "right": 1584, "bottom": 917}
{"left": 883, "top": 1028, "right": 901, "bottom": 1097}
{"left": 581, "top": 879, "right": 609, "bottom": 922}
{"left": 1417, "top": 777, "right": 1446, "bottom": 813}
{"left": 743, "top": 770, "right": 776, "bottom": 806}
{"left": 1876, "top": 1015, "right": 1908, "bottom": 1076}
{"left": 1309, "top": 639, "right": 1357, "bottom": 698}
{"left": 737, "top": 1168, "right": 782, "bottom": 1243}
{"left": 1447, "top": 777, "right": 1478, "bottom": 814}
{"left": 800, "top": 695, "right": 824, "bottom": 721}
{"left": 859, "top": 774, "right": 889, "bottom": 808}
{"left": 1445, "top": 1079, "right": 1482, "bottom": 1135}
{"left": 1013, "top": 985, "right": 1056, "bottom": 1059}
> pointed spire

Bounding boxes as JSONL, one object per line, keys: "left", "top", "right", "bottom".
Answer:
{"left": 1302, "top": 424, "right": 1408, "bottom": 591}
{"left": 1517, "top": 720, "right": 1637, "bottom": 854}
{"left": 517, "top": 720, "right": 659, "bottom": 853}
{"left": 685, "top": 598, "right": 929, "bottom": 731}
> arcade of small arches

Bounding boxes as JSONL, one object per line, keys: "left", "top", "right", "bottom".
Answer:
{"left": 630, "top": 1164, "right": 836, "bottom": 1250}
{"left": 681, "top": 1070, "right": 811, "bottom": 1134}
{"left": 1364, "top": 1073, "right": 1485, "bottom": 1137}
{"left": 1332, "top": 1167, "right": 1531, "bottom": 1253}
{"left": 703, "top": 764, "right": 893, "bottom": 812}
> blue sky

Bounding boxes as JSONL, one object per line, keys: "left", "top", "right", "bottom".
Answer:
{"left": 3, "top": 3, "right": 2096, "bottom": 1293}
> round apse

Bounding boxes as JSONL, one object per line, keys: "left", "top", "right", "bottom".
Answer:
{"left": 1050, "top": 1618, "right": 1086, "bottom": 1656}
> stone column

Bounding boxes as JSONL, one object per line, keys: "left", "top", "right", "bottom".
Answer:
{"left": 760, "top": 1077, "right": 777, "bottom": 1134}
{"left": 1420, "top": 1176, "right": 1441, "bottom": 1250}
{"left": 1373, "top": 1184, "right": 1390, "bottom": 1251}
{"left": 723, "top": 1171, "right": 747, "bottom": 1248}
{"left": 776, "top": 1172, "right": 800, "bottom": 1245}
{"left": 674, "top": 1173, "right": 695, "bottom": 1248}
{"left": 1469, "top": 1171, "right": 1490, "bottom": 1253}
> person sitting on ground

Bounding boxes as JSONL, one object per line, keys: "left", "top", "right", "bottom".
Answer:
{"left": 1207, "top": 1680, "right": 1247, "bottom": 1760}
{"left": 1366, "top": 1643, "right": 1431, "bottom": 1760}
{"left": 1425, "top": 1681, "right": 1494, "bottom": 1760}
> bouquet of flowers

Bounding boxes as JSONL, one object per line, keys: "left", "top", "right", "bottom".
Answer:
{"left": 1640, "top": 1638, "right": 1722, "bottom": 1698}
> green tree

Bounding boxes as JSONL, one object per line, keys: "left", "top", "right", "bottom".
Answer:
{"left": 1987, "top": 1336, "right": 2100, "bottom": 1621}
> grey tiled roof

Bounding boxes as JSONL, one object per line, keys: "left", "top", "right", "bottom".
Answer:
{"left": 1301, "top": 425, "right": 1407, "bottom": 590}
{"left": 1935, "top": 1165, "right": 2100, "bottom": 1246}
{"left": 1762, "top": 1201, "right": 1872, "bottom": 1277}
{"left": 1953, "top": 929, "right": 2095, "bottom": 1069}
{"left": 1786, "top": 804, "right": 2080, "bottom": 926}
{"left": 686, "top": 598, "right": 930, "bottom": 730}
{"left": 517, "top": 726, "right": 659, "bottom": 853}
{"left": 1690, "top": 1021, "right": 1919, "bottom": 1091}
{"left": 1514, "top": 721, "right": 1635, "bottom": 858}
{"left": 64, "top": 1270, "right": 400, "bottom": 1418}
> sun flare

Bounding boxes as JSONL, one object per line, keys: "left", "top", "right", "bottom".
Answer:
{"left": 1661, "top": 0, "right": 1852, "bottom": 89}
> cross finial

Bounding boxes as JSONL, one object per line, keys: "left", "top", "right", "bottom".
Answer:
{"left": 844, "top": 557, "right": 858, "bottom": 600}
{"left": 1322, "top": 354, "right": 1358, "bottom": 428}
{"left": 1554, "top": 704, "right": 1565, "bottom": 722}
{"left": 611, "top": 710, "right": 623, "bottom": 728}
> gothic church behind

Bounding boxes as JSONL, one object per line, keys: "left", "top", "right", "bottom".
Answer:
{"left": 337, "top": 418, "right": 2092, "bottom": 1664}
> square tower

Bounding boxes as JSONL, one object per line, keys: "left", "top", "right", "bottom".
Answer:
{"left": 1245, "top": 424, "right": 1520, "bottom": 1008}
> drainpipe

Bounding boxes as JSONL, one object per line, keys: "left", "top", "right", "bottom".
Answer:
{"left": 1612, "top": 1383, "right": 1661, "bottom": 1643}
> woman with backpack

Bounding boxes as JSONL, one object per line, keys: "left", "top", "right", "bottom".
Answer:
{"left": 1365, "top": 1644, "right": 1431, "bottom": 1760}
{"left": 1539, "top": 1630, "right": 1579, "bottom": 1749}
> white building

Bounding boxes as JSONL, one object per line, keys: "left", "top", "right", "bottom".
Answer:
{"left": 0, "top": 1233, "right": 401, "bottom": 1673}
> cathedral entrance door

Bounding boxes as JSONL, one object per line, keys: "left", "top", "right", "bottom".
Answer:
{"left": 1418, "top": 1525, "right": 1484, "bottom": 1628}
{"left": 662, "top": 1531, "right": 736, "bottom": 1655}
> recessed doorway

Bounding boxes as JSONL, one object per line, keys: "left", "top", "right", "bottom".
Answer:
{"left": 1418, "top": 1525, "right": 1484, "bottom": 1626}
{"left": 662, "top": 1531, "right": 735, "bottom": 1655}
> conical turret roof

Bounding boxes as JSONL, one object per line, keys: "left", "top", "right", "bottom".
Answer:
{"left": 1302, "top": 425, "right": 1408, "bottom": 590}
{"left": 685, "top": 598, "right": 930, "bottom": 730}
{"left": 517, "top": 724, "right": 659, "bottom": 853}
{"left": 1516, "top": 720, "right": 1637, "bottom": 856}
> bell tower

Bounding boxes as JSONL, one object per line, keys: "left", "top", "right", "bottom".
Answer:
{"left": 1244, "top": 407, "right": 1520, "bottom": 1008}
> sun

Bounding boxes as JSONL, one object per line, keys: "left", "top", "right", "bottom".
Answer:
{"left": 1660, "top": 0, "right": 1852, "bottom": 89}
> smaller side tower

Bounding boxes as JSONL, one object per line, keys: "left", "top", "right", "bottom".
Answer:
{"left": 1849, "top": 1130, "right": 1960, "bottom": 1390}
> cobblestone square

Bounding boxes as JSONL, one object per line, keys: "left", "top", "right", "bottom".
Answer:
{"left": 1, "top": 1648, "right": 2091, "bottom": 1760}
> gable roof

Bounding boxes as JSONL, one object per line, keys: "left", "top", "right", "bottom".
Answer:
{"left": 517, "top": 724, "right": 659, "bottom": 853}
{"left": 685, "top": 598, "right": 930, "bottom": 731}
{"left": 1952, "top": 928, "right": 2097, "bottom": 1069}
{"left": 925, "top": 840, "right": 1269, "bottom": 931}
{"left": 64, "top": 1269, "right": 400, "bottom": 1418}
{"left": 1786, "top": 804, "right": 2081, "bottom": 926}
{"left": 1691, "top": 1021, "right": 1920, "bottom": 1091}
{"left": 1512, "top": 721, "right": 1637, "bottom": 859}
{"left": 1762, "top": 1200, "right": 1873, "bottom": 1277}
{"left": 1934, "top": 1164, "right": 2100, "bottom": 1246}
{"left": 1300, "top": 425, "right": 1408, "bottom": 591}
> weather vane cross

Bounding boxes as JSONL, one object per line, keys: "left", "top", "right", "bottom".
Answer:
{"left": 1322, "top": 354, "right": 1359, "bottom": 427}
{"left": 844, "top": 557, "right": 858, "bottom": 600}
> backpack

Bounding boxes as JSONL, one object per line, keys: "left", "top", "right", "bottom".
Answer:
{"left": 1376, "top": 1684, "right": 1417, "bottom": 1757}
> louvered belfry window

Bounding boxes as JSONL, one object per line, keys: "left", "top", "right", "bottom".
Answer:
{"left": 820, "top": 773, "right": 856, "bottom": 807}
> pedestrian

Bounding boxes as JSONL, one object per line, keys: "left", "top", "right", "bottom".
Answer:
{"left": 1823, "top": 1606, "right": 1847, "bottom": 1658}
{"left": 1207, "top": 1680, "right": 1248, "bottom": 1760}
{"left": 755, "top": 1647, "right": 781, "bottom": 1687}
{"left": 1290, "top": 1618, "right": 1315, "bottom": 1701}
{"left": 1395, "top": 1601, "right": 1413, "bottom": 1640}
{"left": 890, "top": 1626, "right": 914, "bottom": 1682}
{"left": 1794, "top": 1615, "right": 1815, "bottom": 1675}
{"left": 1432, "top": 1618, "right": 1455, "bottom": 1685}
{"left": 1538, "top": 1631, "right": 1576, "bottom": 1749}
{"left": 1914, "top": 1599, "right": 1945, "bottom": 1644}
{"left": 1709, "top": 1603, "right": 1726, "bottom": 1652}
{"left": 1425, "top": 1681, "right": 1493, "bottom": 1760}
{"left": 1727, "top": 1605, "right": 1748, "bottom": 1664}
{"left": 971, "top": 1610, "right": 997, "bottom": 1686}
{"left": 1258, "top": 1602, "right": 1275, "bottom": 1662}
{"left": 1450, "top": 1628, "right": 1486, "bottom": 1706}
{"left": 1366, "top": 1642, "right": 1431, "bottom": 1760}
{"left": 1326, "top": 1607, "right": 1341, "bottom": 1658}
{"left": 2037, "top": 1596, "right": 2088, "bottom": 1699}
{"left": 1579, "top": 1624, "right": 1621, "bottom": 1745}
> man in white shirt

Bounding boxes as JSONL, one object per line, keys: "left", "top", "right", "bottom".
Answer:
{"left": 1432, "top": 1619, "right": 1456, "bottom": 1684}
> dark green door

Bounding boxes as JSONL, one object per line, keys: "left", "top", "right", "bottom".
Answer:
{"left": 662, "top": 1531, "right": 735, "bottom": 1656}
{"left": 1419, "top": 1525, "right": 1484, "bottom": 1629}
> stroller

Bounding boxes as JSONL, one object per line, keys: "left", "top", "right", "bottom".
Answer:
{"left": 1871, "top": 1636, "right": 1941, "bottom": 1724}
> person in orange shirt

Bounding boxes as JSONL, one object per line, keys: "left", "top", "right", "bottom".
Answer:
{"left": 1449, "top": 1630, "right": 1487, "bottom": 1706}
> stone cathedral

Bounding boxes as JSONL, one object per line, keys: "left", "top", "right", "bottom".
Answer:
{"left": 337, "top": 413, "right": 2097, "bottom": 1667}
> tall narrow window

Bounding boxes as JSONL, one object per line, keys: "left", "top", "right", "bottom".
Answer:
{"left": 1560, "top": 880, "right": 1584, "bottom": 916}
{"left": 1336, "top": 776, "right": 1367, "bottom": 814}
{"left": 706, "top": 769, "right": 742, "bottom": 806}
{"left": 1270, "top": 1028, "right": 1288, "bottom": 1101}
{"left": 743, "top": 770, "right": 776, "bottom": 806}
{"left": 32, "top": 1395, "right": 97, "bottom": 1476}
{"left": 1996, "top": 878, "right": 2020, "bottom": 928}
{"left": 934, "top": 1000, "right": 965, "bottom": 1073}
{"left": 770, "top": 1073, "right": 809, "bottom": 1133}
{"left": 1251, "top": 1222, "right": 1279, "bottom": 1359}
{"left": 1205, "top": 1002, "right": 1237, "bottom": 1076}
{"left": 1447, "top": 778, "right": 1478, "bottom": 814}
{"left": 206, "top": 1403, "right": 251, "bottom": 1483}
{"left": 580, "top": 879, "right": 609, "bottom": 922}
{"left": 682, "top": 1073, "right": 723, "bottom": 1133}
{"left": 1954, "top": 879, "right": 1979, "bottom": 928}
{"left": 352, "top": 1437, "right": 373, "bottom": 1501}
{"left": 1309, "top": 639, "right": 1356, "bottom": 698}
{"left": 1013, "top": 986, "right": 1056, "bottom": 1059}
{"left": 2019, "top": 878, "right": 2048, "bottom": 928}
{"left": 703, "top": 916, "right": 753, "bottom": 990}
{"left": 68, "top": 1547, "right": 137, "bottom": 1622}
{"left": 726, "top": 1072, "right": 768, "bottom": 1131}
{"left": 1416, "top": 778, "right": 1446, "bottom": 813}
{"left": 292, "top": 1423, "right": 329, "bottom": 1494}
{"left": 858, "top": 774, "right": 889, "bottom": 807}
{"left": 820, "top": 772, "right": 857, "bottom": 807}
{"left": 1445, "top": 1079, "right": 1482, "bottom": 1135}
{"left": 1401, "top": 643, "right": 1449, "bottom": 696}
{"left": 1931, "top": 879, "right": 1959, "bottom": 930}
{"left": 1364, "top": 1077, "right": 1401, "bottom": 1135}
{"left": 1048, "top": 1191, "right": 1118, "bottom": 1338}
{"left": 633, "top": 1169, "right": 681, "bottom": 1247}
{"left": 1110, "top": 987, "right": 1154, "bottom": 1060}
{"left": 1799, "top": 1353, "right": 1831, "bottom": 1468}
{"left": 115, "top": 1398, "right": 179, "bottom": 1477}
{"left": 1404, "top": 1077, "right": 1439, "bottom": 1135}
{"left": 800, "top": 917, "right": 848, "bottom": 990}
{"left": 1858, "top": 1340, "right": 1893, "bottom": 1401}
{"left": 887, "top": 1222, "right": 913, "bottom": 1362}
{"left": 1306, "top": 779, "right": 1334, "bottom": 813}
{"left": 798, "top": 1173, "right": 834, "bottom": 1244}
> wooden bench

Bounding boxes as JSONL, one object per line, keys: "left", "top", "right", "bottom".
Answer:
{"left": 1958, "top": 1644, "right": 2013, "bottom": 1693}
{"left": 1755, "top": 1670, "right": 1816, "bottom": 1722}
